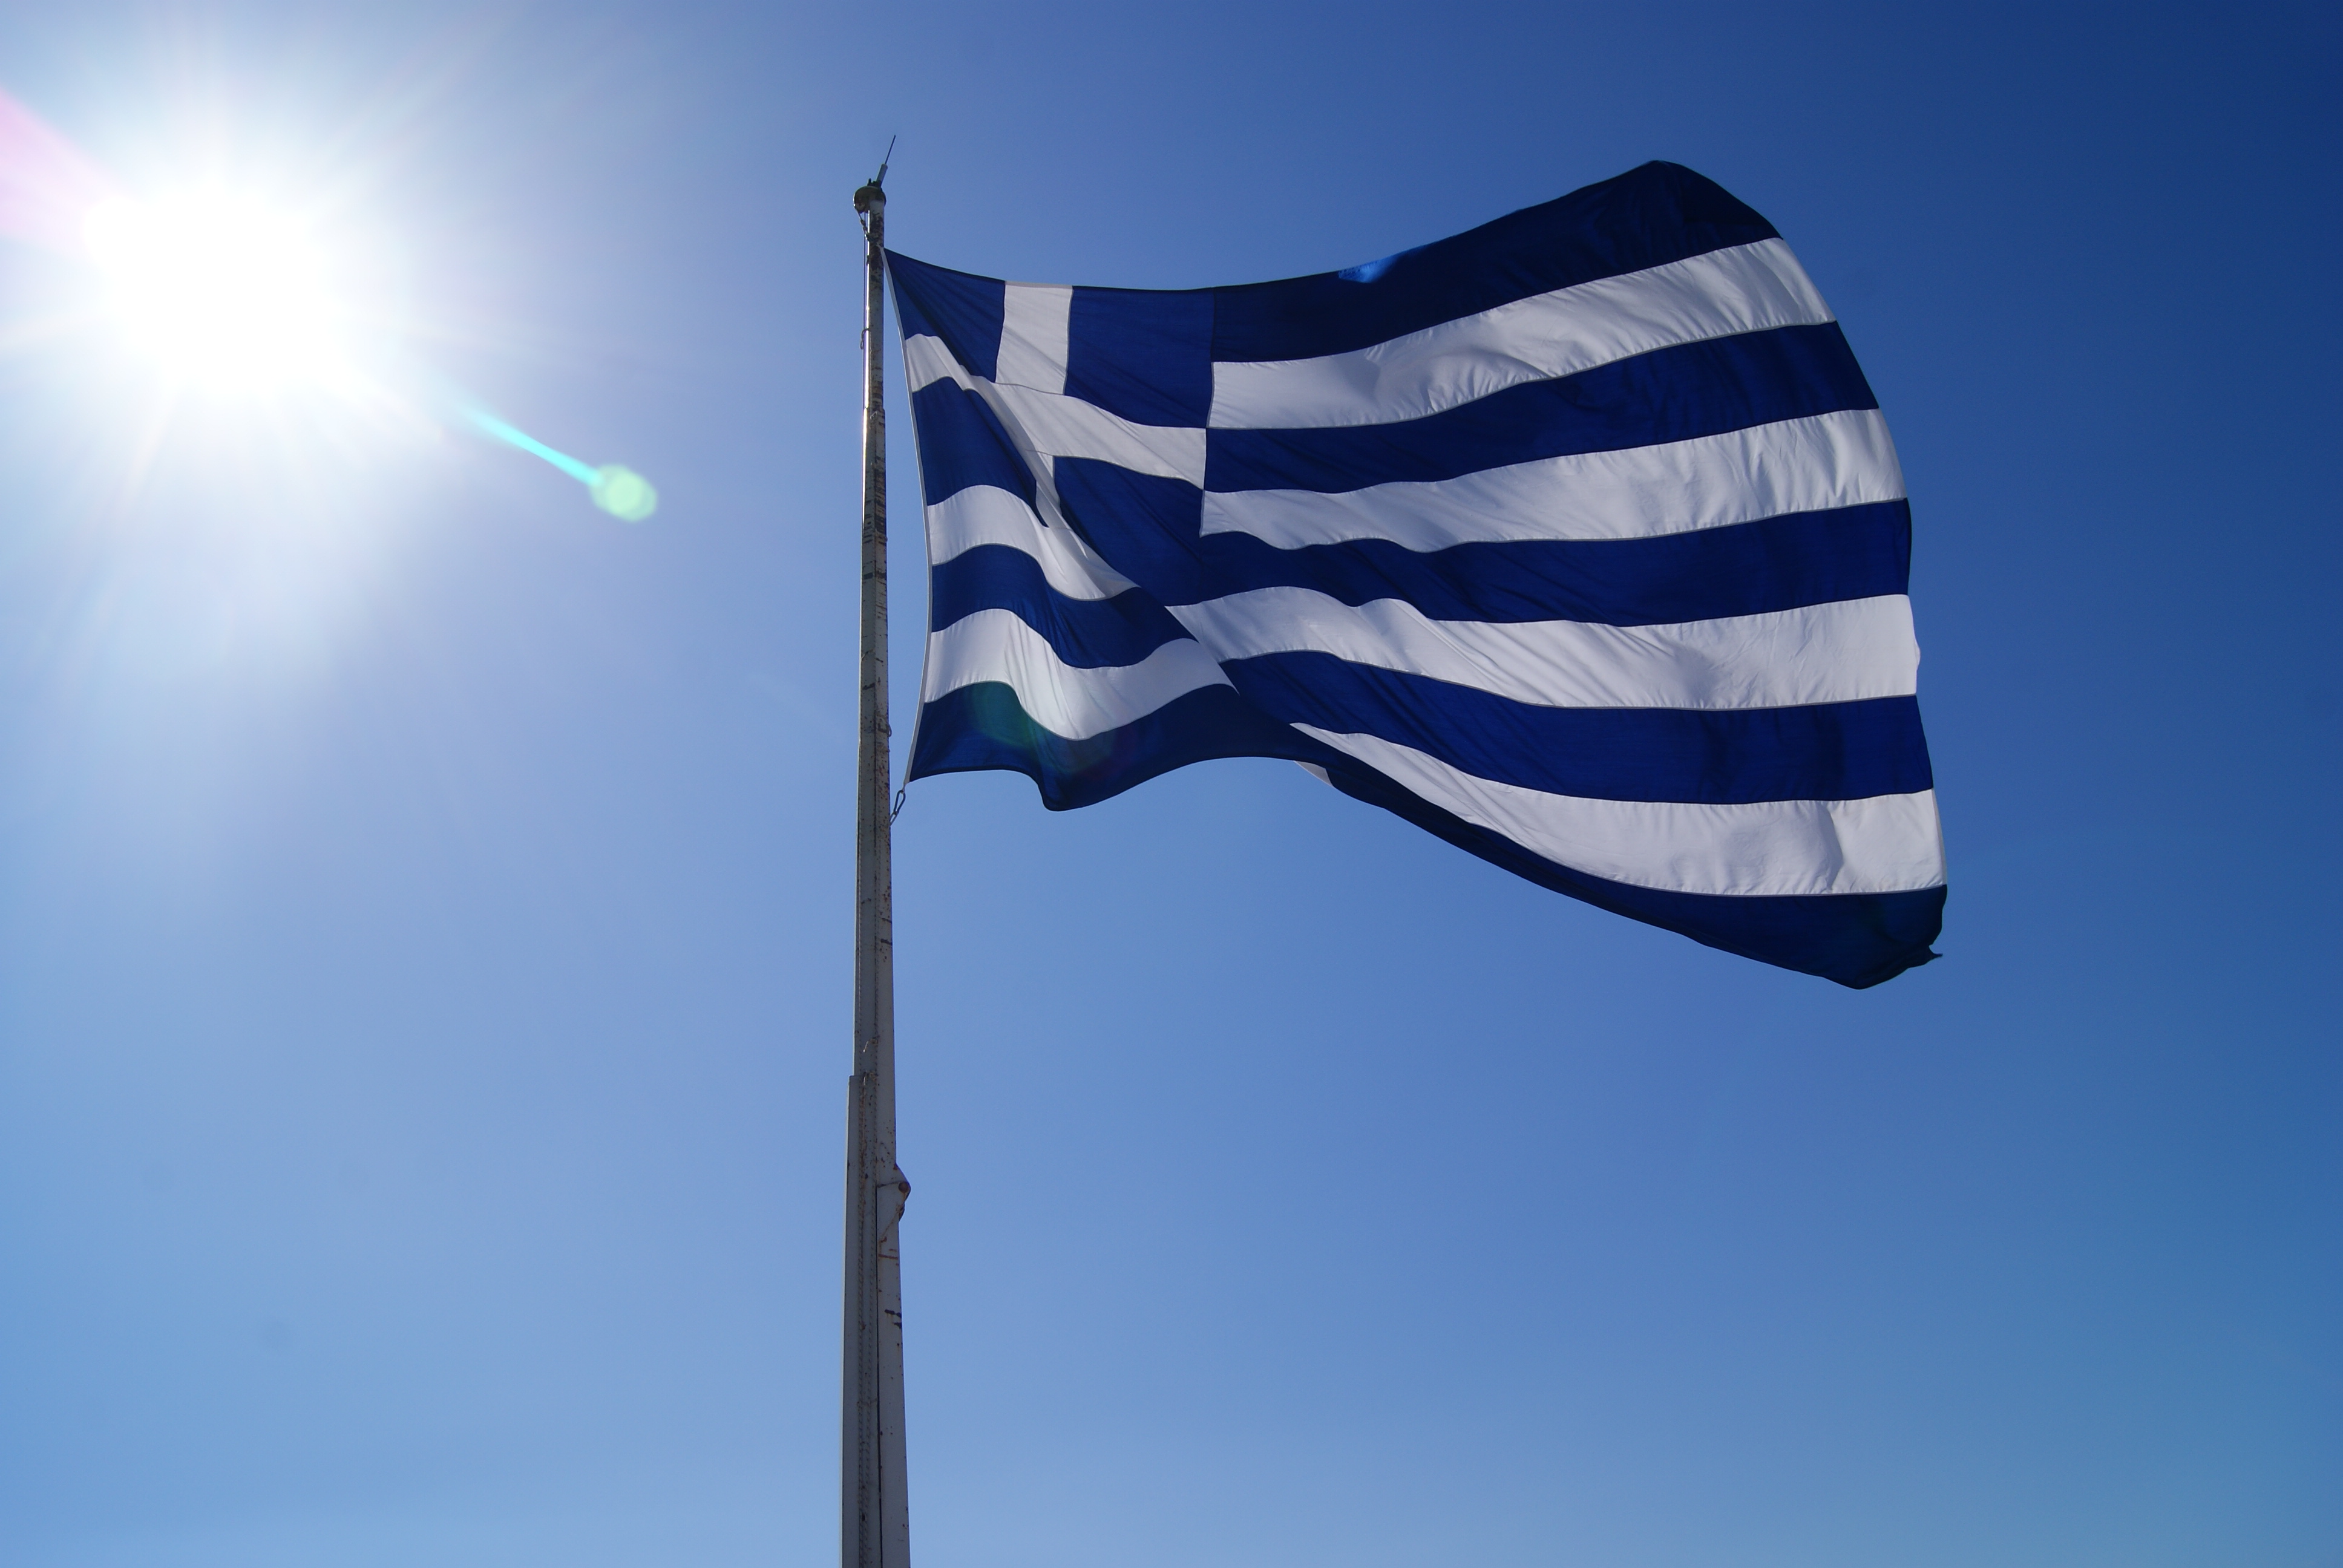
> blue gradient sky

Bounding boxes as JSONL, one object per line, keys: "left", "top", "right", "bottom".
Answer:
{"left": 0, "top": 2, "right": 2336, "bottom": 1564}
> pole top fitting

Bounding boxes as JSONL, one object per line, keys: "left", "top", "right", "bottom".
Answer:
{"left": 853, "top": 136, "right": 896, "bottom": 215}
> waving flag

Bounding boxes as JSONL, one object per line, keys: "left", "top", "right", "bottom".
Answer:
{"left": 888, "top": 162, "right": 1943, "bottom": 987}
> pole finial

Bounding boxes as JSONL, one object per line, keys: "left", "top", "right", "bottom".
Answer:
{"left": 853, "top": 136, "right": 896, "bottom": 216}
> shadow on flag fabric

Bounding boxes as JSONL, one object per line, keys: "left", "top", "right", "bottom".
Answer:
{"left": 888, "top": 161, "right": 1944, "bottom": 988}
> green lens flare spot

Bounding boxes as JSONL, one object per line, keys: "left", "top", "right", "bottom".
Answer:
{"left": 591, "top": 465, "right": 658, "bottom": 522}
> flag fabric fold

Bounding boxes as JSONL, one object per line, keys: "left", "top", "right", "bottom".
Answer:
{"left": 888, "top": 161, "right": 1944, "bottom": 987}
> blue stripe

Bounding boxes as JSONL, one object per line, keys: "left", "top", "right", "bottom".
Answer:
{"left": 905, "top": 679, "right": 1942, "bottom": 987}
{"left": 929, "top": 544, "right": 1193, "bottom": 668}
{"left": 887, "top": 253, "right": 1004, "bottom": 381}
{"left": 1067, "top": 285, "right": 1214, "bottom": 427}
{"left": 1226, "top": 655, "right": 1933, "bottom": 804}
{"left": 1189, "top": 503, "right": 1913, "bottom": 626}
{"left": 1055, "top": 460, "right": 1910, "bottom": 626}
{"left": 1205, "top": 324, "right": 1876, "bottom": 494}
{"left": 911, "top": 382, "right": 1036, "bottom": 508}
{"left": 1208, "top": 162, "right": 1779, "bottom": 364}
{"left": 1324, "top": 503, "right": 1911, "bottom": 626}
{"left": 908, "top": 681, "right": 1314, "bottom": 809}
{"left": 1317, "top": 759, "right": 1942, "bottom": 988}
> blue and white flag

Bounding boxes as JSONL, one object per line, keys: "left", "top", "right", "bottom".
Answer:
{"left": 888, "top": 162, "right": 1944, "bottom": 987}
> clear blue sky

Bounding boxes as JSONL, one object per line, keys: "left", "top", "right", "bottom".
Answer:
{"left": 0, "top": 2, "right": 2336, "bottom": 1564}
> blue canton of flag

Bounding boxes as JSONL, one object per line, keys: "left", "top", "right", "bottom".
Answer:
{"left": 888, "top": 162, "right": 1944, "bottom": 987}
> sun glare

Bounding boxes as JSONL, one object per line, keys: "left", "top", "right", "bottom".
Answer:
{"left": 85, "top": 192, "right": 342, "bottom": 387}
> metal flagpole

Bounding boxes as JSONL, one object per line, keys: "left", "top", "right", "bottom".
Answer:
{"left": 844, "top": 157, "right": 910, "bottom": 1568}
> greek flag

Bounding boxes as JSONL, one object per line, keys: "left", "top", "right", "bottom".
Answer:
{"left": 890, "top": 162, "right": 1944, "bottom": 987}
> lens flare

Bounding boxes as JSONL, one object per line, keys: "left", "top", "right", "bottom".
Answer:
{"left": 466, "top": 409, "right": 658, "bottom": 521}
{"left": 0, "top": 83, "right": 663, "bottom": 522}
{"left": 588, "top": 466, "right": 658, "bottom": 523}
{"left": 0, "top": 87, "right": 119, "bottom": 253}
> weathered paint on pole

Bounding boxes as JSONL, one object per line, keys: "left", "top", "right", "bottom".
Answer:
{"left": 844, "top": 167, "right": 911, "bottom": 1568}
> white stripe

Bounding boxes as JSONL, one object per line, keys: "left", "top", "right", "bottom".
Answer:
{"left": 1298, "top": 725, "right": 1945, "bottom": 897}
{"left": 1170, "top": 590, "right": 1917, "bottom": 711}
{"left": 997, "top": 283, "right": 1072, "bottom": 394}
{"left": 1209, "top": 240, "right": 1833, "bottom": 431}
{"left": 1201, "top": 410, "right": 1903, "bottom": 549}
{"left": 923, "top": 609, "right": 1230, "bottom": 739}
{"left": 926, "top": 485, "right": 1136, "bottom": 601}
{"left": 903, "top": 331, "right": 979, "bottom": 393}
{"left": 905, "top": 333, "right": 1206, "bottom": 485}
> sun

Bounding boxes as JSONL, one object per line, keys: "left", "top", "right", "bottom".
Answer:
{"left": 84, "top": 191, "right": 344, "bottom": 388}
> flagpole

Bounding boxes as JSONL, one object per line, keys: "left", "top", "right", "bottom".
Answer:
{"left": 844, "top": 162, "right": 910, "bottom": 1568}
